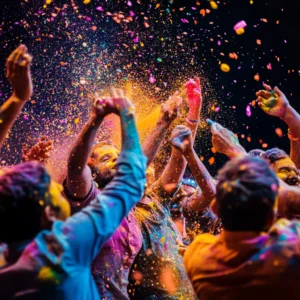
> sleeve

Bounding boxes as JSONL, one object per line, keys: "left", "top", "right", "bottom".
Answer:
{"left": 60, "top": 151, "right": 147, "bottom": 266}
{"left": 63, "top": 178, "right": 99, "bottom": 214}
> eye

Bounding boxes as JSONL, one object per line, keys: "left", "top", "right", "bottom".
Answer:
{"left": 100, "top": 155, "right": 111, "bottom": 162}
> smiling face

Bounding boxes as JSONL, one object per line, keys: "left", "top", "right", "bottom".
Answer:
{"left": 88, "top": 144, "right": 120, "bottom": 188}
{"left": 271, "top": 157, "right": 300, "bottom": 186}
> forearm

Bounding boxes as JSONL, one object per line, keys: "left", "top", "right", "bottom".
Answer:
{"left": 68, "top": 113, "right": 103, "bottom": 173}
{"left": 282, "top": 105, "right": 300, "bottom": 138}
{"left": 290, "top": 140, "right": 300, "bottom": 169}
{"left": 120, "top": 110, "right": 142, "bottom": 155}
{"left": 0, "top": 95, "right": 27, "bottom": 149}
{"left": 184, "top": 148, "right": 216, "bottom": 209}
{"left": 160, "top": 147, "right": 186, "bottom": 194}
{"left": 142, "top": 118, "right": 170, "bottom": 166}
{"left": 160, "top": 107, "right": 201, "bottom": 193}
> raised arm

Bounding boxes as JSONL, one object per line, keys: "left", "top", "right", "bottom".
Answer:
{"left": 66, "top": 114, "right": 104, "bottom": 199}
{"left": 209, "top": 120, "right": 247, "bottom": 159}
{"left": 160, "top": 78, "right": 202, "bottom": 194}
{"left": 64, "top": 90, "right": 147, "bottom": 261}
{"left": 171, "top": 125, "right": 216, "bottom": 211}
{"left": 142, "top": 91, "right": 182, "bottom": 166}
{"left": 0, "top": 45, "right": 32, "bottom": 149}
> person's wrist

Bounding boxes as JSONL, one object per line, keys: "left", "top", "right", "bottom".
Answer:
{"left": 182, "top": 146, "right": 194, "bottom": 157}
{"left": 279, "top": 102, "right": 290, "bottom": 121}
{"left": 158, "top": 116, "right": 172, "bottom": 128}
{"left": 12, "top": 92, "right": 29, "bottom": 102}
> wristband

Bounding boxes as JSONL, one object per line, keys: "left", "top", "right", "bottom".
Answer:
{"left": 288, "top": 128, "right": 300, "bottom": 141}
{"left": 186, "top": 118, "right": 200, "bottom": 125}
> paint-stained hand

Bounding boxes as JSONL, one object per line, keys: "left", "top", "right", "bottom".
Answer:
{"left": 170, "top": 125, "right": 193, "bottom": 154}
{"left": 6, "top": 45, "right": 33, "bottom": 101}
{"left": 22, "top": 136, "right": 53, "bottom": 164}
{"left": 256, "top": 84, "right": 289, "bottom": 118}
{"left": 160, "top": 91, "right": 182, "bottom": 124}
{"left": 210, "top": 121, "right": 247, "bottom": 159}
{"left": 94, "top": 88, "right": 135, "bottom": 117}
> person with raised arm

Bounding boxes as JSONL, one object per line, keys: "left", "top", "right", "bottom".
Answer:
{"left": 64, "top": 88, "right": 184, "bottom": 299}
{"left": 0, "top": 45, "right": 32, "bottom": 149}
{"left": 0, "top": 92, "right": 147, "bottom": 300}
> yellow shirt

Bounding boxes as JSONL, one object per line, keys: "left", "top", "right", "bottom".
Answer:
{"left": 184, "top": 219, "right": 300, "bottom": 300}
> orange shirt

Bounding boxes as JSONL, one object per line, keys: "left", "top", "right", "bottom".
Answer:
{"left": 184, "top": 219, "right": 300, "bottom": 300}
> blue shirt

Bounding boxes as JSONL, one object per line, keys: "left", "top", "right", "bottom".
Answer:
{"left": 0, "top": 151, "right": 147, "bottom": 300}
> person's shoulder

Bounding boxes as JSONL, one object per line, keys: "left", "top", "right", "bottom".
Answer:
{"left": 269, "top": 218, "right": 300, "bottom": 243}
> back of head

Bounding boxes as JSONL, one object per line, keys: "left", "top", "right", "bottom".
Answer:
{"left": 0, "top": 162, "right": 51, "bottom": 244}
{"left": 216, "top": 156, "right": 279, "bottom": 231}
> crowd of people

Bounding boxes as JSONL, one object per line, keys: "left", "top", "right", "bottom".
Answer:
{"left": 1, "top": 45, "right": 300, "bottom": 300}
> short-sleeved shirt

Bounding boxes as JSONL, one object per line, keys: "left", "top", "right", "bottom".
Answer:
{"left": 184, "top": 218, "right": 300, "bottom": 300}
{"left": 0, "top": 151, "right": 147, "bottom": 300}
{"left": 128, "top": 183, "right": 197, "bottom": 299}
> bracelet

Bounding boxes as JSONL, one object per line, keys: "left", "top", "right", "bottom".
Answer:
{"left": 288, "top": 128, "right": 300, "bottom": 141}
{"left": 186, "top": 118, "right": 200, "bottom": 125}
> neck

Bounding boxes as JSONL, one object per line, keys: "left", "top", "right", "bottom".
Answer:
{"left": 221, "top": 230, "right": 265, "bottom": 242}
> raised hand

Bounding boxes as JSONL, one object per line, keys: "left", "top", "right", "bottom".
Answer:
{"left": 22, "top": 136, "right": 53, "bottom": 164}
{"left": 256, "top": 84, "right": 289, "bottom": 118}
{"left": 185, "top": 77, "right": 202, "bottom": 113}
{"left": 6, "top": 44, "right": 33, "bottom": 101}
{"left": 93, "top": 88, "right": 135, "bottom": 117}
{"left": 208, "top": 120, "right": 247, "bottom": 159}
{"left": 160, "top": 91, "right": 182, "bottom": 124}
{"left": 170, "top": 125, "right": 193, "bottom": 154}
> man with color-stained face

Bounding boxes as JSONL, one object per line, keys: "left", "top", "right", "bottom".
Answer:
{"left": 65, "top": 81, "right": 204, "bottom": 299}
{"left": 0, "top": 90, "right": 147, "bottom": 299}
{"left": 262, "top": 148, "right": 300, "bottom": 186}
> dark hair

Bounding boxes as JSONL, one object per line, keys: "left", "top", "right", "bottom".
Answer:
{"left": 248, "top": 149, "right": 265, "bottom": 158}
{"left": 262, "top": 148, "right": 289, "bottom": 164}
{"left": 216, "top": 156, "right": 279, "bottom": 231}
{"left": 0, "top": 162, "right": 51, "bottom": 243}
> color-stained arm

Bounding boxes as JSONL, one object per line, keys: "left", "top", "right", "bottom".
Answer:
{"left": 171, "top": 125, "right": 216, "bottom": 211}
{"left": 0, "top": 45, "right": 32, "bottom": 149}
{"left": 142, "top": 92, "right": 182, "bottom": 167}
{"left": 66, "top": 112, "right": 104, "bottom": 199}
{"left": 208, "top": 120, "right": 247, "bottom": 159}
{"left": 160, "top": 78, "right": 202, "bottom": 194}
{"left": 256, "top": 84, "right": 300, "bottom": 138}
{"left": 63, "top": 92, "right": 147, "bottom": 262}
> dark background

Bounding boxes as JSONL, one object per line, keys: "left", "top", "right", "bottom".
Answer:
{"left": 0, "top": 0, "right": 299, "bottom": 177}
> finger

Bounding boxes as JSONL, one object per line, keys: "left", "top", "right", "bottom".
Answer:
{"left": 19, "top": 54, "right": 32, "bottom": 73}
{"left": 110, "top": 87, "right": 118, "bottom": 99}
{"left": 6, "top": 48, "right": 19, "bottom": 76}
{"left": 193, "top": 89, "right": 201, "bottom": 96}
{"left": 117, "top": 88, "right": 125, "bottom": 99}
{"left": 173, "top": 91, "right": 179, "bottom": 97}
{"left": 195, "top": 77, "right": 201, "bottom": 89}
{"left": 274, "top": 86, "right": 284, "bottom": 97}
{"left": 256, "top": 90, "right": 272, "bottom": 99}
{"left": 14, "top": 47, "right": 25, "bottom": 74}
{"left": 263, "top": 83, "right": 272, "bottom": 91}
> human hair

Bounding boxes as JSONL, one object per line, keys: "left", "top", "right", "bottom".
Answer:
{"left": 248, "top": 149, "right": 265, "bottom": 158}
{"left": 216, "top": 156, "right": 279, "bottom": 231}
{"left": 0, "top": 162, "right": 51, "bottom": 244}
{"left": 262, "top": 148, "right": 289, "bottom": 164}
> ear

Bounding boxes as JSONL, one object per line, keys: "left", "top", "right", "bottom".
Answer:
{"left": 44, "top": 205, "right": 57, "bottom": 222}
{"left": 210, "top": 198, "right": 219, "bottom": 217}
